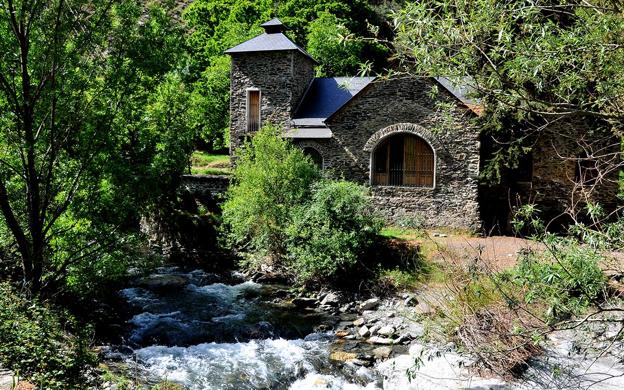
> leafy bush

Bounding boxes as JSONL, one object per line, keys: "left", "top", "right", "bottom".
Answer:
{"left": 222, "top": 128, "right": 384, "bottom": 283}
{"left": 222, "top": 126, "right": 320, "bottom": 261}
{"left": 514, "top": 236, "right": 607, "bottom": 322}
{"left": 286, "top": 180, "right": 383, "bottom": 284}
{"left": 0, "top": 283, "right": 97, "bottom": 389}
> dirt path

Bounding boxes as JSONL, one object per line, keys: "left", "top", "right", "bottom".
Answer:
{"left": 425, "top": 233, "right": 540, "bottom": 271}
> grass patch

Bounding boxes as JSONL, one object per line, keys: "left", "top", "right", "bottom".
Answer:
{"left": 190, "top": 150, "right": 230, "bottom": 176}
{"left": 380, "top": 226, "right": 425, "bottom": 241}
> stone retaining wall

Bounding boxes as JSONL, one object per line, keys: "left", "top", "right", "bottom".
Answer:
{"left": 180, "top": 174, "right": 230, "bottom": 201}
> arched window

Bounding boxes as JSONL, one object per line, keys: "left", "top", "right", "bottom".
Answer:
{"left": 372, "top": 134, "right": 434, "bottom": 187}
{"left": 303, "top": 147, "right": 323, "bottom": 169}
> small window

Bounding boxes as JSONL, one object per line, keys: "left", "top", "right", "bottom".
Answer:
{"left": 246, "top": 89, "right": 261, "bottom": 132}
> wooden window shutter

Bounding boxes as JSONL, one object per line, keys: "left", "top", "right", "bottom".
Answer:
{"left": 247, "top": 90, "right": 261, "bottom": 132}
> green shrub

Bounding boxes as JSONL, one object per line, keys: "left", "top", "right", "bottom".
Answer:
{"left": 513, "top": 236, "right": 607, "bottom": 322}
{"left": 286, "top": 180, "right": 383, "bottom": 284}
{"left": 222, "top": 126, "right": 320, "bottom": 261}
{"left": 0, "top": 283, "right": 97, "bottom": 389}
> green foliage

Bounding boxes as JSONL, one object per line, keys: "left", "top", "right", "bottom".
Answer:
{"left": 222, "top": 126, "right": 320, "bottom": 259}
{"left": 0, "top": 283, "right": 97, "bottom": 388}
{"left": 222, "top": 127, "right": 383, "bottom": 283}
{"left": 188, "top": 56, "right": 232, "bottom": 149}
{"left": 307, "top": 12, "right": 370, "bottom": 77}
{"left": 286, "top": 180, "right": 383, "bottom": 283}
{"left": 514, "top": 237, "right": 607, "bottom": 322}
{"left": 183, "top": 0, "right": 393, "bottom": 145}
{"left": 0, "top": 1, "right": 194, "bottom": 293}
{"left": 393, "top": 0, "right": 624, "bottom": 174}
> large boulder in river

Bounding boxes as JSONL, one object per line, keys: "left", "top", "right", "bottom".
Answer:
{"left": 137, "top": 274, "right": 188, "bottom": 290}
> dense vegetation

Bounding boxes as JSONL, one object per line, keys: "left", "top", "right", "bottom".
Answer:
{"left": 183, "top": 0, "right": 398, "bottom": 148}
{"left": 393, "top": 0, "right": 624, "bottom": 181}
{"left": 222, "top": 126, "right": 382, "bottom": 284}
{"left": 0, "top": 0, "right": 622, "bottom": 387}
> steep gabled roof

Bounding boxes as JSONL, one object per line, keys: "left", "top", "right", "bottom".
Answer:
{"left": 292, "top": 77, "right": 376, "bottom": 127}
{"left": 224, "top": 18, "right": 317, "bottom": 63}
{"left": 434, "top": 77, "right": 484, "bottom": 115}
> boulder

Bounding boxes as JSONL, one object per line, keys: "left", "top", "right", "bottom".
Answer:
{"left": 378, "top": 325, "right": 396, "bottom": 336}
{"left": 353, "top": 317, "right": 366, "bottom": 327}
{"left": 292, "top": 297, "right": 317, "bottom": 308}
{"left": 359, "top": 298, "right": 380, "bottom": 311}
{"left": 404, "top": 295, "right": 418, "bottom": 307}
{"left": 358, "top": 326, "right": 370, "bottom": 338}
{"left": 369, "top": 324, "right": 380, "bottom": 336}
{"left": 372, "top": 346, "right": 393, "bottom": 359}
{"left": 137, "top": 274, "right": 187, "bottom": 289}
{"left": 329, "top": 351, "right": 357, "bottom": 362}
{"left": 335, "top": 330, "right": 350, "bottom": 338}
{"left": 368, "top": 336, "right": 394, "bottom": 345}
{"left": 414, "top": 302, "right": 434, "bottom": 315}
{"left": 320, "top": 292, "right": 340, "bottom": 306}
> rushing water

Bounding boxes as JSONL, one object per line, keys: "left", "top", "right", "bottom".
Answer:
{"left": 114, "top": 266, "right": 380, "bottom": 389}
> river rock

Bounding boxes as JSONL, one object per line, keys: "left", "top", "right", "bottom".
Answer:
{"left": 414, "top": 302, "right": 434, "bottom": 315}
{"left": 404, "top": 295, "right": 418, "bottom": 306}
{"left": 369, "top": 324, "right": 380, "bottom": 336}
{"left": 292, "top": 297, "right": 317, "bottom": 308}
{"left": 320, "top": 292, "right": 340, "bottom": 306}
{"left": 137, "top": 274, "right": 187, "bottom": 289}
{"left": 359, "top": 298, "right": 380, "bottom": 311}
{"left": 329, "top": 351, "right": 357, "bottom": 362}
{"left": 339, "top": 304, "right": 352, "bottom": 313}
{"left": 358, "top": 326, "right": 370, "bottom": 338}
{"left": 378, "top": 325, "right": 395, "bottom": 336}
{"left": 353, "top": 317, "right": 366, "bottom": 327}
{"left": 368, "top": 336, "right": 394, "bottom": 345}
{"left": 372, "top": 346, "right": 393, "bottom": 359}
{"left": 335, "top": 330, "right": 350, "bottom": 338}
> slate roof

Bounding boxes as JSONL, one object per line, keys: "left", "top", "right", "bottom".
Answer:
{"left": 224, "top": 18, "right": 317, "bottom": 62}
{"left": 292, "top": 77, "right": 376, "bottom": 127}
{"left": 260, "top": 18, "right": 284, "bottom": 27}
{"left": 434, "top": 77, "right": 483, "bottom": 115}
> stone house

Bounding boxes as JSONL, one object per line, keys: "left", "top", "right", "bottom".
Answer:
{"left": 225, "top": 18, "right": 620, "bottom": 232}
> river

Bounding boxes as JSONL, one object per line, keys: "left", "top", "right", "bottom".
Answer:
{"left": 112, "top": 266, "right": 381, "bottom": 389}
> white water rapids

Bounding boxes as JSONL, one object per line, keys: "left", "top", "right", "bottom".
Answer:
{"left": 115, "top": 267, "right": 381, "bottom": 389}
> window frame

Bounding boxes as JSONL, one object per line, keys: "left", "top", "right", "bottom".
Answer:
{"left": 369, "top": 133, "right": 436, "bottom": 189}
{"left": 246, "top": 88, "right": 261, "bottom": 132}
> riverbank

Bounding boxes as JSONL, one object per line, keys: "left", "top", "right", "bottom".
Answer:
{"left": 96, "top": 258, "right": 624, "bottom": 389}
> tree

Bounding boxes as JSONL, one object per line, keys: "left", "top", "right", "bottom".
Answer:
{"left": 0, "top": 1, "right": 193, "bottom": 293}
{"left": 221, "top": 125, "right": 320, "bottom": 261}
{"left": 392, "top": 0, "right": 624, "bottom": 170}
{"left": 183, "top": 0, "right": 394, "bottom": 147}
{"left": 306, "top": 12, "right": 367, "bottom": 77}
{"left": 286, "top": 180, "right": 383, "bottom": 284}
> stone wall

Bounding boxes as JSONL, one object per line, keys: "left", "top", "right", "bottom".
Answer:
{"left": 308, "top": 77, "right": 482, "bottom": 230}
{"left": 229, "top": 51, "right": 315, "bottom": 153}
{"left": 180, "top": 174, "right": 230, "bottom": 202}
{"left": 530, "top": 117, "right": 620, "bottom": 221}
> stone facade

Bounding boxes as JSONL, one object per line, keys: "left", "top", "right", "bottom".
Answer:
{"left": 478, "top": 115, "right": 621, "bottom": 232}
{"left": 315, "top": 78, "right": 481, "bottom": 230}
{"left": 229, "top": 51, "right": 315, "bottom": 153}
{"left": 226, "top": 20, "right": 619, "bottom": 232}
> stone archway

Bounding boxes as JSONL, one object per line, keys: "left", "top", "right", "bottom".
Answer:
{"left": 363, "top": 123, "right": 439, "bottom": 152}
{"left": 364, "top": 123, "right": 439, "bottom": 188}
